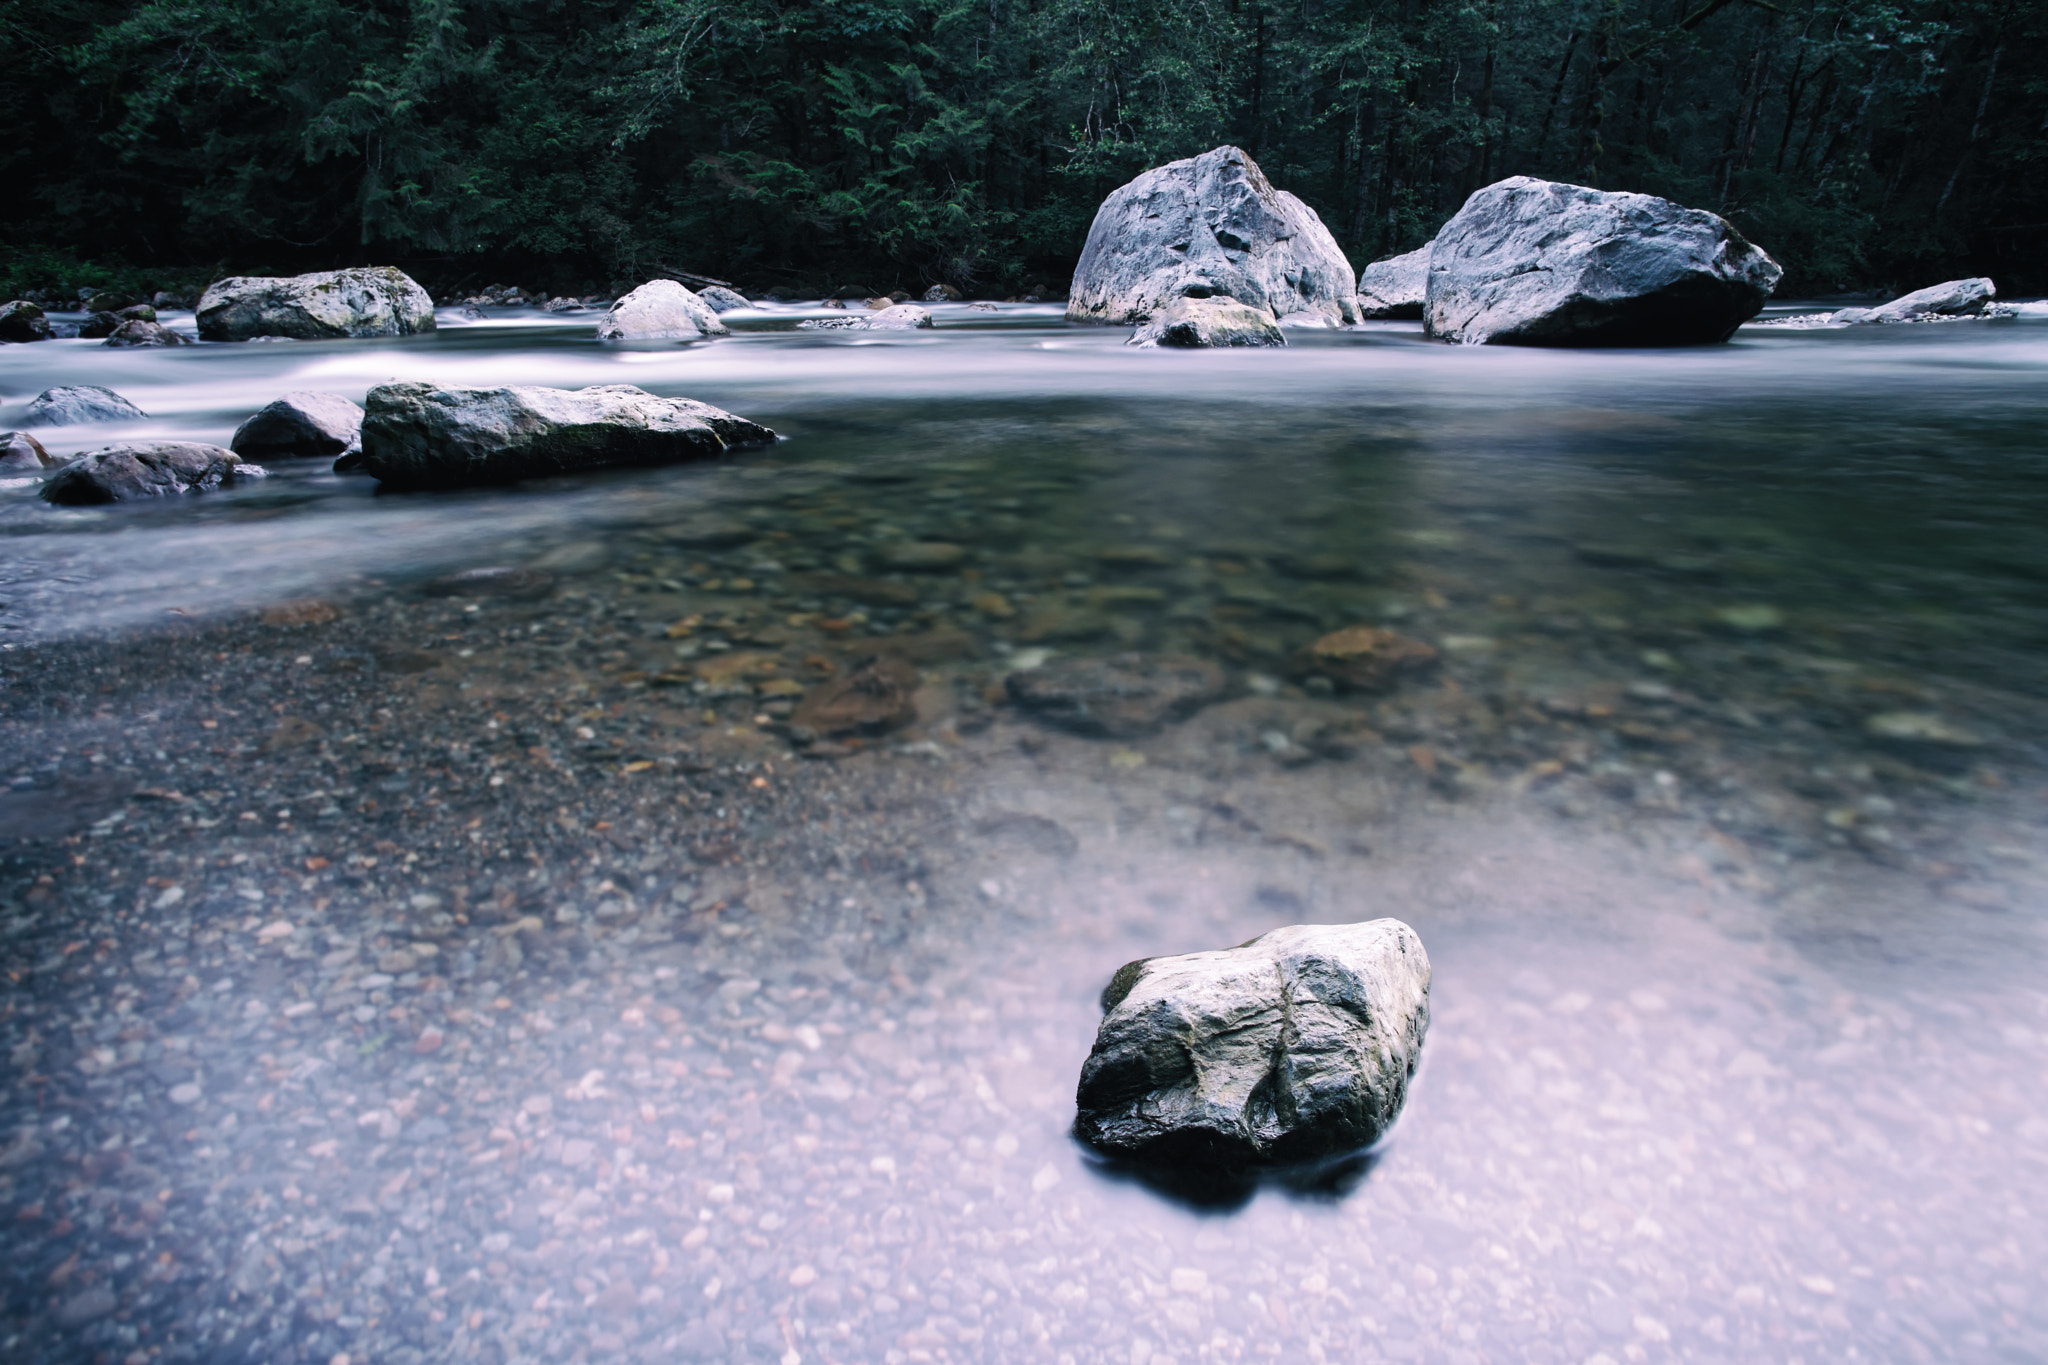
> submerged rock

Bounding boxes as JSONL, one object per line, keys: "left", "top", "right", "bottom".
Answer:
{"left": 22, "top": 385, "right": 147, "bottom": 427}
{"left": 1295, "top": 626, "right": 1439, "bottom": 692}
{"left": 39, "top": 443, "right": 263, "bottom": 505}
{"left": 1127, "top": 297, "right": 1284, "bottom": 349}
{"left": 1833, "top": 278, "right": 1995, "bottom": 325}
{"left": 1356, "top": 242, "right": 1433, "bottom": 319}
{"left": 358, "top": 383, "right": 776, "bottom": 488}
{"left": 1005, "top": 653, "right": 1226, "bottom": 737}
{"left": 0, "top": 299, "right": 52, "bottom": 343}
{"left": 103, "top": 319, "right": 193, "bottom": 347}
{"left": 196, "top": 267, "right": 436, "bottom": 342}
{"left": 595, "top": 280, "right": 729, "bottom": 340}
{"left": 1067, "top": 146, "right": 1359, "bottom": 329}
{"left": 0, "top": 431, "right": 56, "bottom": 471}
{"left": 789, "top": 656, "right": 921, "bottom": 737}
{"left": 1075, "top": 919, "right": 1431, "bottom": 1169}
{"left": 231, "top": 392, "right": 365, "bottom": 460}
{"left": 695, "top": 285, "right": 753, "bottom": 312}
{"left": 1425, "top": 177, "right": 1781, "bottom": 345}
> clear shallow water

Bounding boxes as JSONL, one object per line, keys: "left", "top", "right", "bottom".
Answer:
{"left": 1, "top": 308, "right": 2045, "bottom": 1364}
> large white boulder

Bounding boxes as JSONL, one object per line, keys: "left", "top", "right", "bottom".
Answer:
{"left": 595, "top": 280, "right": 729, "bottom": 340}
{"left": 359, "top": 383, "right": 774, "bottom": 488}
{"left": 1075, "top": 919, "right": 1431, "bottom": 1169}
{"left": 1425, "top": 177, "right": 1781, "bottom": 345}
{"left": 1067, "top": 146, "right": 1359, "bottom": 329}
{"left": 196, "top": 267, "right": 436, "bottom": 341}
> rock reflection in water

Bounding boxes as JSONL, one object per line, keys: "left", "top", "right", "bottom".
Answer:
{"left": 0, "top": 309, "right": 2043, "bottom": 1364}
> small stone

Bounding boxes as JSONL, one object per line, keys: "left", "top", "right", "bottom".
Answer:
{"left": 877, "top": 541, "right": 966, "bottom": 570}
{"left": 1295, "top": 626, "right": 1438, "bottom": 691}
{"left": 1017, "top": 602, "right": 1115, "bottom": 643}
{"left": 1864, "top": 711, "right": 1981, "bottom": 746}
{"left": 1712, "top": 604, "right": 1784, "bottom": 631}
{"left": 790, "top": 656, "right": 920, "bottom": 736}
{"left": 57, "top": 1285, "right": 118, "bottom": 1326}
{"left": 168, "top": 1082, "right": 203, "bottom": 1105}
{"left": 969, "top": 591, "right": 1015, "bottom": 618}
{"left": 1006, "top": 653, "right": 1225, "bottom": 737}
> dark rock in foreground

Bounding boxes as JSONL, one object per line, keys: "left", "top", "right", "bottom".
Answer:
{"left": 359, "top": 383, "right": 776, "bottom": 488}
{"left": 232, "top": 392, "right": 365, "bottom": 460}
{"left": 1127, "top": 297, "right": 1284, "bottom": 348}
{"left": 0, "top": 431, "right": 56, "bottom": 472}
{"left": 1357, "top": 242, "right": 1433, "bottom": 319}
{"left": 1067, "top": 146, "right": 1359, "bottom": 329}
{"left": 1005, "top": 654, "right": 1225, "bottom": 736}
{"left": 197, "top": 268, "right": 436, "bottom": 342}
{"left": 1426, "top": 177, "right": 1781, "bottom": 346}
{"left": 23, "top": 385, "right": 147, "bottom": 427}
{"left": 1076, "top": 920, "right": 1431, "bottom": 1169}
{"left": 1834, "top": 277, "right": 1995, "bottom": 325}
{"left": 39, "top": 443, "right": 264, "bottom": 505}
{"left": 0, "top": 299, "right": 52, "bottom": 343}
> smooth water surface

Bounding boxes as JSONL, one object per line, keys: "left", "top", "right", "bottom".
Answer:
{"left": 1, "top": 306, "right": 2044, "bottom": 1365}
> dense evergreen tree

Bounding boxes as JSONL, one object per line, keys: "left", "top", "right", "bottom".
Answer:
{"left": 2, "top": 0, "right": 2042, "bottom": 295}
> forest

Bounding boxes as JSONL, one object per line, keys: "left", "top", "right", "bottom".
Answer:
{"left": 2, "top": 0, "right": 2042, "bottom": 300}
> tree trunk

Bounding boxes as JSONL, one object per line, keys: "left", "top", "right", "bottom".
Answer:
{"left": 1937, "top": 42, "right": 2002, "bottom": 216}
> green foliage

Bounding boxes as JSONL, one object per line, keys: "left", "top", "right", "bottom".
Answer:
{"left": 0, "top": 0, "right": 2041, "bottom": 294}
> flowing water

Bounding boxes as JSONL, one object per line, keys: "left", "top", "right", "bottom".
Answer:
{"left": 1, "top": 304, "right": 2045, "bottom": 1365}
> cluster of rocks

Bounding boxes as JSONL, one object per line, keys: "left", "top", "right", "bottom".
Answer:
{"left": 454, "top": 283, "right": 568, "bottom": 308}
{"left": 7, "top": 370, "right": 780, "bottom": 502}
{"left": 1068, "top": 148, "right": 1785, "bottom": 347}
{"left": 1758, "top": 277, "right": 2009, "bottom": 329}
{"left": 798, "top": 304, "right": 934, "bottom": 332}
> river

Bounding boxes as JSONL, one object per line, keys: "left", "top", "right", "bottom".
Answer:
{"left": 1, "top": 302, "right": 2044, "bottom": 1365}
